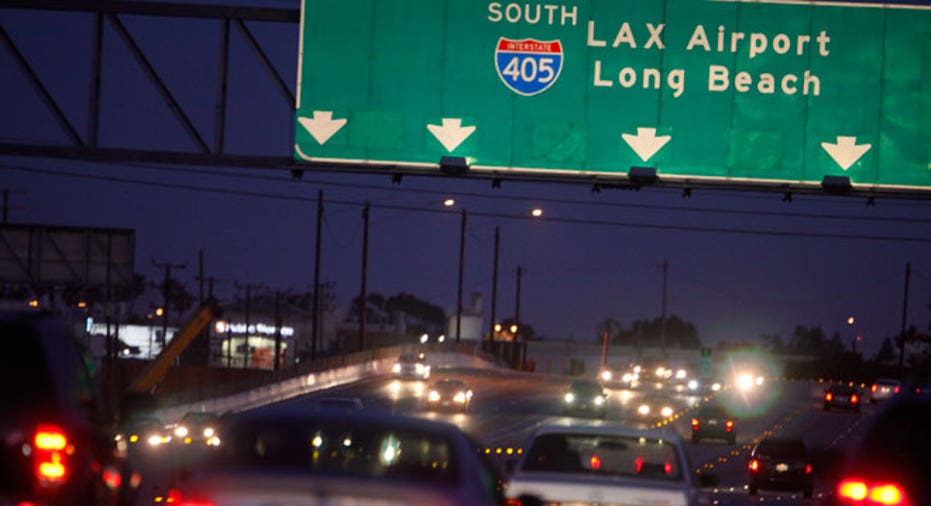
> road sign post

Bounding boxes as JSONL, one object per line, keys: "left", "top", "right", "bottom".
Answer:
{"left": 295, "top": 0, "right": 931, "bottom": 192}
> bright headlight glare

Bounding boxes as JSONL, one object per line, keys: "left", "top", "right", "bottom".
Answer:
{"left": 594, "top": 396, "right": 605, "bottom": 406}
{"left": 174, "top": 426, "right": 189, "bottom": 438}
{"left": 454, "top": 392, "right": 467, "bottom": 403}
{"left": 601, "top": 371, "right": 612, "bottom": 381}
{"left": 661, "top": 406, "right": 674, "bottom": 418}
{"left": 147, "top": 435, "right": 163, "bottom": 447}
{"left": 638, "top": 404, "right": 650, "bottom": 415}
{"left": 711, "top": 382, "right": 722, "bottom": 392}
{"left": 564, "top": 393, "right": 575, "bottom": 403}
{"left": 656, "top": 367, "right": 665, "bottom": 377}
{"left": 392, "top": 364, "right": 401, "bottom": 373}
{"left": 203, "top": 427, "right": 215, "bottom": 438}
{"left": 634, "top": 366, "right": 641, "bottom": 374}
{"left": 688, "top": 380, "right": 699, "bottom": 390}
{"left": 622, "top": 373, "right": 632, "bottom": 383}
{"left": 428, "top": 391, "right": 440, "bottom": 402}
{"left": 756, "top": 376, "right": 765, "bottom": 386}
{"left": 737, "top": 374, "right": 755, "bottom": 391}
{"left": 676, "top": 369, "right": 687, "bottom": 379}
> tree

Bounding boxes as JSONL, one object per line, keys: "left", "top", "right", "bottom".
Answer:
{"left": 875, "top": 337, "right": 895, "bottom": 362}
{"left": 760, "top": 333, "right": 785, "bottom": 353}
{"left": 612, "top": 315, "right": 701, "bottom": 349}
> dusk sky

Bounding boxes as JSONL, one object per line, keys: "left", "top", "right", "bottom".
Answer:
{"left": 2, "top": 1, "right": 930, "bottom": 356}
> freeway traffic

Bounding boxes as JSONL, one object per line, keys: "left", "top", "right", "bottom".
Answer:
{"left": 127, "top": 360, "right": 890, "bottom": 505}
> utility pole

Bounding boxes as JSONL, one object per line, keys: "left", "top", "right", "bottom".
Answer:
{"left": 274, "top": 291, "right": 282, "bottom": 373}
{"left": 153, "top": 259, "right": 186, "bottom": 349}
{"left": 898, "top": 261, "right": 911, "bottom": 371}
{"left": 456, "top": 208, "right": 466, "bottom": 343}
{"left": 311, "top": 190, "right": 323, "bottom": 362}
{"left": 514, "top": 265, "right": 523, "bottom": 338}
{"left": 489, "top": 226, "right": 500, "bottom": 342}
{"left": 660, "top": 259, "right": 668, "bottom": 357}
{"left": 359, "top": 202, "right": 370, "bottom": 352}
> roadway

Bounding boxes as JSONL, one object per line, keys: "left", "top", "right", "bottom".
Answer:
{"left": 128, "top": 365, "right": 879, "bottom": 505}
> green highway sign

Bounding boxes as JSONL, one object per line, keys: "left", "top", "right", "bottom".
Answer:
{"left": 294, "top": 0, "right": 931, "bottom": 191}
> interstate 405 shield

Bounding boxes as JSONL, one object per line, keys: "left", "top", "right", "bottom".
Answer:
{"left": 495, "top": 38, "right": 564, "bottom": 96}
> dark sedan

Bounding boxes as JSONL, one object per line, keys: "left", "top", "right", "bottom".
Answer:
{"left": 824, "top": 385, "right": 862, "bottom": 413}
{"left": 691, "top": 404, "right": 736, "bottom": 444}
{"left": 748, "top": 438, "right": 813, "bottom": 498}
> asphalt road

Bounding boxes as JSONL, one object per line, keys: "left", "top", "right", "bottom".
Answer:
{"left": 128, "top": 367, "right": 880, "bottom": 505}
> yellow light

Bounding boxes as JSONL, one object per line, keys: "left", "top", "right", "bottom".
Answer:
{"left": 847, "top": 316, "right": 855, "bottom": 325}
{"left": 531, "top": 208, "right": 543, "bottom": 217}
{"left": 869, "top": 484, "right": 904, "bottom": 505}
{"left": 509, "top": 324, "right": 518, "bottom": 334}
{"left": 494, "top": 323, "right": 502, "bottom": 332}
{"left": 155, "top": 307, "right": 164, "bottom": 317}
{"left": 28, "top": 299, "right": 39, "bottom": 308}
{"left": 443, "top": 198, "right": 455, "bottom": 207}
{"left": 129, "top": 435, "right": 139, "bottom": 443}
{"left": 77, "top": 301, "right": 87, "bottom": 308}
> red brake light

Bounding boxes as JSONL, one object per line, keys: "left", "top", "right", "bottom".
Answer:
{"left": 851, "top": 394, "right": 859, "bottom": 403}
{"left": 34, "top": 425, "right": 68, "bottom": 484}
{"left": 749, "top": 458, "right": 760, "bottom": 472}
{"left": 664, "top": 461, "right": 672, "bottom": 475}
{"left": 869, "top": 483, "right": 906, "bottom": 505}
{"left": 839, "top": 479, "right": 869, "bottom": 501}
{"left": 589, "top": 454, "right": 602, "bottom": 470}
{"left": 805, "top": 464, "right": 812, "bottom": 474}
{"left": 635, "top": 457, "right": 644, "bottom": 473}
{"left": 826, "top": 392, "right": 834, "bottom": 401}
{"left": 166, "top": 488, "right": 216, "bottom": 506}
{"left": 837, "top": 479, "right": 907, "bottom": 505}
{"left": 894, "top": 386, "right": 900, "bottom": 394}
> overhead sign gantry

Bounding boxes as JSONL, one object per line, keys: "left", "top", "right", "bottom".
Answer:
{"left": 294, "top": 0, "right": 931, "bottom": 192}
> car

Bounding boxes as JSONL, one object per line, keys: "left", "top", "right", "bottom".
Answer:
{"left": 561, "top": 379, "right": 607, "bottom": 419}
{"left": 115, "top": 416, "right": 170, "bottom": 453}
{"left": 427, "top": 378, "right": 473, "bottom": 413}
{"left": 598, "top": 362, "right": 638, "bottom": 387}
{"left": 164, "top": 406, "right": 507, "bottom": 506}
{"left": 0, "top": 312, "right": 126, "bottom": 506}
{"left": 748, "top": 438, "right": 814, "bottom": 498}
{"left": 168, "top": 411, "right": 221, "bottom": 446}
{"left": 505, "top": 422, "right": 715, "bottom": 506}
{"left": 690, "top": 404, "right": 736, "bottom": 444}
{"left": 870, "top": 378, "right": 902, "bottom": 403}
{"left": 392, "top": 352, "right": 431, "bottom": 380}
{"left": 831, "top": 392, "right": 930, "bottom": 506}
{"left": 824, "top": 384, "right": 862, "bottom": 412}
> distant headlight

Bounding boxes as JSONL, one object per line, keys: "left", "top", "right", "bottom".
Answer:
{"left": 174, "top": 426, "right": 189, "bottom": 438}
{"left": 206, "top": 436, "right": 221, "bottom": 447}
{"left": 634, "top": 366, "right": 642, "bottom": 374}
{"left": 564, "top": 392, "right": 576, "bottom": 404}
{"left": 638, "top": 404, "right": 650, "bottom": 416}
{"left": 415, "top": 364, "right": 425, "bottom": 373}
{"left": 622, "top": 373, "right": 633, "bottom": 383}
{"left": 454, "top": 392, "right": 467, "bottom": 403}
{"left": 756, "top": 376, "right": 765, "bottom": 386}
{"left": 661, "top": 406, "right": 674, "bottom": 418}
{"left": 676, "top": 369, "right": 687, "bottom": 380}
{"left": 688, "top": 380, "right": 699, "bottom": 390}
{"left": 601, "top": 370, "right": 613, "bottom": 381}
{"left": 428, "top": 391, "right": 440, "bottom": 402}
{"left": 147, "top": 434, "right": 163, "bottom": 447}
{"left": 203, "top": 427, "right": 215, "bottom": 438}
{"left": 392, "top": 363, "right": 402, "bottom": 373}
{"left": 737, "top": 374, "right": 755, "bottom": 391}
{"left": 711, "top": 382, "right": 722, "bottom": 392}
{"left": 656, "top": 367, "right": 666, "bottom": 378}
{"left": 593, "top": 395, "right": 605, "bottom": 406}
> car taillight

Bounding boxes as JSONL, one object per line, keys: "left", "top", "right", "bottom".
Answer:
{"left": 34, "top": 425, "right": 68, "bottom": 485}
{"left": 851, "top": 394, "right": 859, "bottom": 403}
{"left": 826, "top": 392, "right": 834, "bottom": 401}
{"left": 749, "top": 458, "right": 760, "bottom": 472}
{"left": 165, "top": 488, "right": 216, "bottom": 506}
{"left": 505, "top": 499, "right": 522, "bottom": 506}
{"left": 872, "top": 384, "right": 878, "bottom": 393}
{"left": 725, "top": 420, "right": 734, "bottom": 431}
{"left": 805, "top": 464, "right": 812, "bottom": 474}
{"left": 589, "top": 454, "right": 602, "bottom": 470}
{"left": 837, "top": 479, "right": 908, "bottom": 505}
{"left": 894, "top": 386, "right": 900, "bottom": 394}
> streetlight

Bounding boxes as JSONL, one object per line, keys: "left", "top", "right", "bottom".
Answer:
{"left": 531, "top": 208, "right": 543, "bottom": 218}
{"left": 443, "top": 198, "right": 455, "bottom": 207}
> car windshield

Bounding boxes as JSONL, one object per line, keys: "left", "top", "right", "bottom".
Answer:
{"left": 522, "top": 433, "right": 683, "bottom": 481}
{"left": 570, "top": 381, "right": 602, "bottom": 393}
{"left": 756, "top": 441, "right": 807, "bottom": 459}
{"left": 211, "top": 417, "right": 460, "bottom": 486}
{"left": 698, "top": 406, "right": 728, "bottom": 418}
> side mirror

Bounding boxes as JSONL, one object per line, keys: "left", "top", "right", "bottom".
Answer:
{"left": 698, "top": 472, "right": 720, "bottom": 488}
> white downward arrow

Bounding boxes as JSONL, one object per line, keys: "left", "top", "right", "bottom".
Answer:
{"left": 298, "top": 111, "right": 347, "bottom": 146}
{"left": 821, "top": 136, "right": 871, "bottom": 171}
{"left": 622, "top": 127, "right": 671, "bottom": 162}
{"left": 427, "top": 118, "right": 476, "bottom": 153}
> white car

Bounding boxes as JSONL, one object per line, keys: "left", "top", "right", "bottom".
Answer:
{"left": 506, "top": 422, "right": 715, "bottom": 506}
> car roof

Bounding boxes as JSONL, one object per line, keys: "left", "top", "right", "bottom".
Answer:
{"left": 528, "top": 421, "right": 682, "bottom": 444}
{"left": 232, "top": 405, "right": 464, "bottom": 436}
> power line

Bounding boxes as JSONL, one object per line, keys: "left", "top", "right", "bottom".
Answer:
{"left": 4, "top": 163, "right": 931, "bottom": 243}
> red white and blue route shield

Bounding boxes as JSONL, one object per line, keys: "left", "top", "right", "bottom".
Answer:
{"left": 495, "top": 38, "right": 563, "bottom": 96}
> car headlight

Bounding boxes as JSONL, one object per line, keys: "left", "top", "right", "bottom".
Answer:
{"left": 656, "top": 367, "right": 665, "bottom": 377}
{"left": 203, "top": 427, "right": 215, "bottom": 438}
{"left": 634, "top": 366, "right": 641, "bottom": 374}
{"left": 593, "top": 396, "right": 605, "bottom": 406}
{"left": 428, "top": 390, "right": 440, "bottom": 402}
{"left": 206, "top": 436, "right": 221, "bottom": 447}
{"left": 174, "top": 426, "right": 189, "bottom": 438}
{"left": 564, "top": 392, "right": 575, "bottom": 403}
{"left": 756, "top": 376, "right": 765, "bottom": 386}
{"left": 676, "top": 369, "right": 687, "bottom": 380}
{"left": 737, "top": 374, "right": 756, "bottom": 391}
{"left": 688, "top": 380, "right": 699, "bottom": 390}
{"left": 622, "top": 373, "right": 632, "bottom": 383}
{"left": 392, "top": 364, "right": 402, "bottom": 373}
{"left": 601, "top": 370, "right": 613, "bottom": 381}
{"left": 711, "top": 382, "right": 722, "bottom": 392}
{"left": 147, "top": 434, "right": 164, "bottom": 447}
{"left": 661, "top": 406, "right": 674, "bottom": 418}
{"left": 415, "top": 364, "right": 424, "bottom": 373}
{"left": 638, "top": 404, "right": 650, "bottom": 416}
{"left": 454, "top": 392, "right": 467, "bottom": 403}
